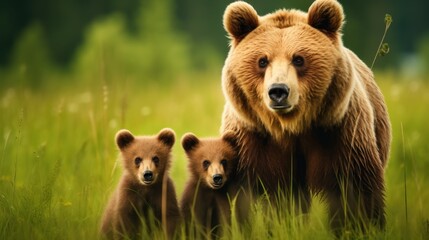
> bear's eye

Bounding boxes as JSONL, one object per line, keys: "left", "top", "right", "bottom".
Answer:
{"left": 292, "top": 55, "right": 304, "bottom": 67}
{"left": 258, "top": 57, "right": 269, "bottom": 68}
{"left": 220, "top": 159, "right": 227, "bottom": 168}
{"left": 134, "top": 157, "right": 142, "bottom": 166}
{"left": 202, "top": 160, "right": 210, "bottom": 170}
{"left": 152, "top": 156, "right": 160, "bottom": 166}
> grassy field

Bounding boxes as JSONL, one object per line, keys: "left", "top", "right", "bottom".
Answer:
{"left": 0, "top": 72, "right": 428, "bottom": 239}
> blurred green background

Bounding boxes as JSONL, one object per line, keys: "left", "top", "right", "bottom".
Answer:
{"left": 0, "top": 0, "right": 428, "bottom": 239}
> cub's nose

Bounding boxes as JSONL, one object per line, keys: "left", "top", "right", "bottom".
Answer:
{"left": 268, "top": 83, "right": 290, "bottom": 103}
{"left": 143, "top": 171, "right": 154, "bottom": 182}
{"left": 213, "top": 174, "right": 223, "bottom": 185}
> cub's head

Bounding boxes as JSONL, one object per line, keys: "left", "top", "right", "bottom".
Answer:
{"left": 223, "top": 0, "right": 349, "bottom": 138}
{"left": 115, "top": 128, "right": 175, "bottom": 186}
{"left": 181, "top": 132, "right": 238, "bottom": 190}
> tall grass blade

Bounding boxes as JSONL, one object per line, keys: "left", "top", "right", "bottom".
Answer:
{"left": 401, "top": 123, "right": 408, "bottom": 234}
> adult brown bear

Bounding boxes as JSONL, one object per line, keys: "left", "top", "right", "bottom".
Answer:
{"left": 220, "top": 0, "right": 391, "bottom": 232}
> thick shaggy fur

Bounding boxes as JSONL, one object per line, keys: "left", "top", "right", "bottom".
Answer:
{"left": 100, "top": 129, "right": 180, "bottom": 239}
{"left": 221, "top": 0, "right": 391, "bottom": 232}
{"left": 180, "top": 132, "right": 238, "bottom": 238}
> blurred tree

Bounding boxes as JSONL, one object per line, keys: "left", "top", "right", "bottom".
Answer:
{"left": 0, "top": 0, "right": 32, "bottom": 65}
{"left": 340, "top": 1, "right": 390, "bottom": 65}
{"left": 0, "top": 0, "right": 141, "bottom": 66}
{"left": 6, "top": 23, "right": 52, "bottom": 87}
{"left": 72, "top": 0, "right": 192, "bottom": 85}
{"left": 417, "top": 35, "right": 429, "bottom": 78}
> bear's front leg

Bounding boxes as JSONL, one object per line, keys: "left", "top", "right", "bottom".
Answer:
{"left": 326, "top": 174, "right": 386, "bottom": 235}
{"left": 113, "top": 192, "right": 141, "bottom": 238}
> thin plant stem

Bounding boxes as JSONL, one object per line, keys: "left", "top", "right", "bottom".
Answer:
{"left": 401, "top": 123, "right": 408, "bottom": 234}
{"left": 371, "top": 14, "right": 392, "bottom": 69}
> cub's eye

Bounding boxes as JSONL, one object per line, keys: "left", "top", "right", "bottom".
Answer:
{"left": 202, "top": 160, "right": 210, "bottom": 170}
{"left": 152, "top": 156, "right": 160, "bottom": 166}
{"left": 220, "top": 159, "right": 227, "bottom": 168}
{"left": 258, "top": 57, "right": 269, "bottom": 68}
{"left": 134, "top": 157, "right": 142, "bottom": 166}
{"left": 292, "top": 55, "right": 304, "bottom": 67}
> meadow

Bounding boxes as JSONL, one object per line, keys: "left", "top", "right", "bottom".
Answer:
{"left": 0, "top": 70, "right": 428, "bottom": 239}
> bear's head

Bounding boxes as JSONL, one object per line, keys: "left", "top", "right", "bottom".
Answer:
{"left": 181, "top": 132, "right": 238, "bottom": 190}
{"left": 223, "top": 0, "right": 353, "bottom": 140}
{"left": 115, "top": 128, "right": 175, "bottom": 186}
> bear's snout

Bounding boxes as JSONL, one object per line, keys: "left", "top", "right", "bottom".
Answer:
{"left": 268, "top": 83, "right": 290, "bottom": 108}
{"left": 143, "top": 170, "right": 154, "bottom": 182}
{"left": 212, "top": 174, "right": 223, "bottom": 186}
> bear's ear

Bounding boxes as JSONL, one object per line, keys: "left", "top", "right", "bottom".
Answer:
{"left": 158, "top": 128, "right": 175, "bottom": 148}
{"left": 181, "top": 133, "right": 200, "bottom": 153}
{"left": 308, "top": 0, "right": 344, "bottom": 35}
{"left": 116, "top": 129, "right": 135, "bottom": 150}
{"left": 223, "top": 1, "right": 259, "bottom": 45}
{"left": 222, "top": 131, "right": 238, "bottom": 149}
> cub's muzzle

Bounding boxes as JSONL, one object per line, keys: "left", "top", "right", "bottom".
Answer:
{"left": 143, "top": 170, "right": 154, "bottom": 183}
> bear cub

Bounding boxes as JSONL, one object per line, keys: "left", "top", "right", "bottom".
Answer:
{"left": 100, "top": 128, "right": 180, "bottom": 239}
{"left": 180, "top": 132, "right": 238, "bottom": 238}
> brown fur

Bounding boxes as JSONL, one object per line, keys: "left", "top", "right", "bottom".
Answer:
{"left": 180, "top": 132, "right": 239, "bottom": 238}
{"left": 221, "top": 0, "right": 391, "bottom": 233}
{"left": 100, "top": 129, "right": 180, "bottom": 239}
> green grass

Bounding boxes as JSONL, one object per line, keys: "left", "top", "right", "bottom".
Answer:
{"left": 0, "top": 72, "right": 428, "bottom": 239}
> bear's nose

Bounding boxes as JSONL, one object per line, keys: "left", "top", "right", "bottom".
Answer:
{"left": 213, "top": 174, "right": 223, "bottom": 185}
{"left": 143, "top": 170, "right": 153, "bottom": 182}
{"left": 268, "top": 83, "right": 289, "bottom": 103}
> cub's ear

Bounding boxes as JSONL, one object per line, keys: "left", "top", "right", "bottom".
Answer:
{"left": 181, "top": 133, "right": 200, "bottom": 153}
{"left": 223, "top": 1, "right": 259, "bottom": 45}
{"left": 116, "top": 129, "right": 135, "bottom": 150}
{"left": 308, "top": 0, "right": 344, "bottom": 35}
{"left": 222, "top": 131, "right": 238, "bottom": 149}
{"left": 158, "top": 128, "right": 175, "bottom": 148}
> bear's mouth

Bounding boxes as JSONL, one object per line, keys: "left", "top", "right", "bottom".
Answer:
{"left": 143, "top": 180, "right": 154, "bottom": 184}
{"left": 269, "top": 103, "right": 293, "bottom": 112}
{"left": 211, "top": 182, "right": 224, "bottom": 189}
{"left": 141, "top": 179, "right": 156, "bottom": 186}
